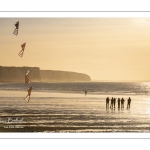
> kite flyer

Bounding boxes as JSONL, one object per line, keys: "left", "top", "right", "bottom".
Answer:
{"left": 127, "top": 97, "right": 131, "bottom": 109}
{"left": 106, "top": 97, "right": 131, "bottom": 110}
{"left": 106, "top": 97, "right": 109, "bottom": 109}
{"left": 85, "top": 90, "right": 87, "bottom": 96}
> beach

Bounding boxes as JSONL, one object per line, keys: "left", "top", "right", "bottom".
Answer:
{"left": 0, "top": 82, "right": 150, "bottom": 132}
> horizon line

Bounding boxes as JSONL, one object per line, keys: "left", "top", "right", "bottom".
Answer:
{"left": 91, "top": 80, "right": 150, "bottom": 82}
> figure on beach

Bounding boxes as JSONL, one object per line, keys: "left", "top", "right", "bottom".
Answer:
{"left": 118, "top": 98, "right": 120, "bottom": 109}
{"left": 85, "top": 90, "right": 87, "bottom": 96}
{"left": 114, "top": 98, "right": 116, "bottom": 108}
{"left": 24, "top": 86, "right": 32, "bottom": 102}
{"left": 127, "top": 97, "right": 131, "bottom": 109}
{"left": 121, "top": 98, "right": 125, "bottom": 108}
{"left": 106, "top": 97, "right": 110, "bottom": 109}
{"left": 110, "top": 97, "right": 114, "bottom": 108}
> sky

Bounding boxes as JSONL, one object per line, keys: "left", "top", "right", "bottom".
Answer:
{"left": 1, "top": 18, "right": 150, "bottom": 81}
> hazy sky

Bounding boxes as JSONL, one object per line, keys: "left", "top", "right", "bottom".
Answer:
{"left": 1, "top": 18, "right": 150, "bottom": 81}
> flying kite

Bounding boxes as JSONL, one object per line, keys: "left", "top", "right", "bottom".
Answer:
{"left": 25, "top": 75, "right": 31, "bottom": 84}
{"left": 18, "top": 42, "right": 26, "bottom": 57}
{"left": 25, "top": 69, "right": 31, "bottom": 76}
{"left": 13, "top": 21, "right": 19, "bottom": 36}
{"left": 24, "top": 86, "right": 32, "bottom": 102}
{"left": 25, "top": 69, "right": 31, "bottom": 84}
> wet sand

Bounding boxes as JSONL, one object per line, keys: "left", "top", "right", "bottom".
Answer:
{"left": 0, "top": 90, "right": 150, "bottom": 132}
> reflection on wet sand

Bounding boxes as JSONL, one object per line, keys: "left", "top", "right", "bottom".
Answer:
{"left": 0, "top": 91, "right": 150, "bottom": 132}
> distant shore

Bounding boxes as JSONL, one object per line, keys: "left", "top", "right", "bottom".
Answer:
{"left": 0, "top": 66, "right": 91, "bottom": 82}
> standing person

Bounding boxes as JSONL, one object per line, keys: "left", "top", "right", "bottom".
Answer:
{"left": 85, "top": 90, "right": 87, "bottom": 96}
{"left": 123, "top": 98, "right": 125, "bottom": 108}
{"left": 114, "top": 98, "right": 116, "bottom": 108}
{"left": 110, "top": 97, "right": 114, "bottom": 108}
{"left": 121, "top": 98, "right": 125, "bottom": 108}
{"left": 118, "top": 98, "right": 121, "bottom": 109}
{"left": 127, "top": 97, "right": 131, "bottom": 109}
{"left": 106, "top": 97, "right": 110, "bottom": 109}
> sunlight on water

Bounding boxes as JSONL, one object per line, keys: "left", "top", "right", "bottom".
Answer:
{"left": 0, "top": 82, "right": 150, "bottom": 132}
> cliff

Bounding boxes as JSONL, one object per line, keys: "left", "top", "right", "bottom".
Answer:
{"left": 40, "top": 70, "right": 91, "bottom": 82}
{"left": 0, "top": 66, "right": 91, "bottom": 82}
{"left": 0, "top": 66, "right": 41, "bottom": 82}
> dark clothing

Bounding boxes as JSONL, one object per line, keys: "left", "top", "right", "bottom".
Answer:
{"left": 121, "top": 98, "right": 125, "bottom": 108}
{"left": 127, "top": 97, "right": 131, "bottom": 108}
{"left": 118, "top": 99, "right": 120, "bottom": 108}
{"left": 114, "top": 98, "right": 116, "bottom": 108}
{"left": 106, "top": 97, "right": 109, "bottom": 109}
{"left": 106, "top": 97, "right": 109, "bottom": 103}
{"left": 85, "top": 91, "right": 87, "bottom": 96}
{"left": 110, "top": 97, "right": 113, "bottom": 108}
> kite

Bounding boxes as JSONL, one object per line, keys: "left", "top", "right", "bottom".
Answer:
{"left": 25, "top": 69, "right": 31, "bottom": 84}
{"left": 24, "top": 86, "right": 32, "bottom": 103}
{"left": 25, "top": 75, "right": 31, "bottom": 84}
{"left": 18, "top": 42, "right": 26, "bottom": 57}
{"left": 13, "top": 21, "right": 19, "bottom": 36}
{"left": 25, "top": 69, "right": 31, "bottom": 76}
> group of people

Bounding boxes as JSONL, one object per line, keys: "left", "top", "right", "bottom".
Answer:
{"left": 106, "top": 97, "right": 131, "bottom": 109}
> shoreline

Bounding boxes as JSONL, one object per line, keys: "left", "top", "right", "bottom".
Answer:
{"left": 0, "top": 89, "right": 149, "bottom": 98}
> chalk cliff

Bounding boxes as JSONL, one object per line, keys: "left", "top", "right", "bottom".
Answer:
{"left": 0, "top": 66, "right": 91, "bottom": 82}
{"left": 0, "top": 66, "right": 41, "bottom": 82}
{"left": 40, "top": 70, "right": 91, "bottom": 82}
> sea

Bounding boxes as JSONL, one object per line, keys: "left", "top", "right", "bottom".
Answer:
{"left": 0, "top": 82, "right": 150, "bottom": 132}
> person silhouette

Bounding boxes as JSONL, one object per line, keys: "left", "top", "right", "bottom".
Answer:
{"left": 118, "top": 98, "right": 120, "bottom": 109}
{"left": 114, "top": 98, "right": 116, "bottom": 108}
{"left": 127, "top": 97, "right": 131, "bottom": 109}
{"left": 121, "top": 98, "right": 125, "bottom": 108}
{"left": 110, "top": 97, "right": 113, "bottom": 108}
{"left": 85, "top": 91, "right": 87, "bottom": 96}
{"left": 106, "top": 97, "right": 110, "bottom": 109}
